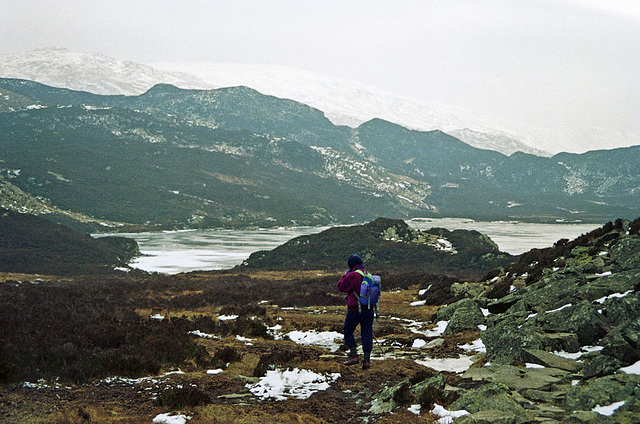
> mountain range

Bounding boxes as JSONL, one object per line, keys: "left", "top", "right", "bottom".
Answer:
{"left": 0, "top": 47, "right": 551, "bottom": 156}
{"left": 1, "top": 77, "right": 639, "bottom": 230}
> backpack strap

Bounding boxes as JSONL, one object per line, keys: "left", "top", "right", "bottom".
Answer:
{"left": 353, "top": 269, "right": 366, "bottom": 313}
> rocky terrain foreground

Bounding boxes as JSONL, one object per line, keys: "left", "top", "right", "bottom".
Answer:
{"left": 1, "top": 217, "right": 639, "bottom": 423}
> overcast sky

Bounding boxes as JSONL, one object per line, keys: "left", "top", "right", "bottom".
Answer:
{"left": 2, "top": 0, "right": 639, "bottom": 142}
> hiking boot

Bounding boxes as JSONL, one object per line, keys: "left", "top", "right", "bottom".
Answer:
{"left": 343, "top": 356, "right": 360, "bottom": 366}
{"left": 362, "top": 360, "right": 371, "bottom": 370}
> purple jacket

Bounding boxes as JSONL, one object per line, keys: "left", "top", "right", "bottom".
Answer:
{"left": 337, "top": 265, "right": 365, "bottom": 310}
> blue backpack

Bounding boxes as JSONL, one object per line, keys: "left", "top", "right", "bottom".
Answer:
{"left": 354, "top": 269, "right": 381, "bottom": 312}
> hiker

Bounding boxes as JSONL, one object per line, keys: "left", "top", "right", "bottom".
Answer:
{"left": 337, "top": 254, "right": 374, "bottom": 370}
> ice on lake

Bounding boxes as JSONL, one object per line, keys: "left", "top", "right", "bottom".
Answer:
{"left": 97, "top": 218, "right": 599, "bottom": 274}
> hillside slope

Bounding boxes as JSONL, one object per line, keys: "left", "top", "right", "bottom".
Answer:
{"left": 241, "top": 217, "right": 515, "bottom": 279}
{"left": 0, "top": 209, "right": 138, "bottom": 274}
{"left": 1, "top": 78, "right": 639, "bottom": 229}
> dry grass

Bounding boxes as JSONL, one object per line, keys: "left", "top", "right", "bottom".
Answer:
{"left": 196, "top": 404, "right": 329, "bottom": 424}
{"left": 47, "top": 405, "right": 141, "bottom": 424}
{"left": 2, "top": 268, "right": 477, "bottom": 423}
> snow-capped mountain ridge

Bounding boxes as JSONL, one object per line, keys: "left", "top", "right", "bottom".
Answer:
{"left": 0, "top": 47, "right": 208, "bottom": 97}
{"left": 2, "top": 47, "right": 637, "bottom": 156}
{"left": 0, "top": 47, "right": 546, "bottom": 156}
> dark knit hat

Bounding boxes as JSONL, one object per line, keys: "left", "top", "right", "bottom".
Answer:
{"left": 348, "top": 254, "right": 363, "bottom": 269}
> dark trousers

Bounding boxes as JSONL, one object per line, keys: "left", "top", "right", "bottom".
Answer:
{"left": 343, "top": 308, "right": 374, "bottom": 353}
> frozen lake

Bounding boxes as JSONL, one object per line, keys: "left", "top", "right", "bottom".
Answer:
{"left": 101, "top": 219, "right": 600, "bottom": 274}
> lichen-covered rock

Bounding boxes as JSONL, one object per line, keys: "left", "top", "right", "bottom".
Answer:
{"left": 436, "top": 298, "right": 478, "bottom": 320}
{"left": 582, "top": 354, "right": 624, "bottom": 379}
{"left": 562, "top": 411, "right": 600, "bottom": 423}
{"left": 601, "top": 293, "right": 640, "bottom": 327}
{"left": 444, "top": 300, "right": 485, "bottom": 335}
{"left": 564, "top": 373, "right": 640, "bottom": 411}
{"left": 448, "top": 382, "right": 531, "bottom": 423}
{"left": 521, "top": 348, "right": 582, "bottom": 372}
{"left": 411, "top": 372, "right": 447, "bottom": 400}
{"left": 462, "top": 365, "right": 568, "bottom": 391}
{"left": 456, "top": 409, "right": 520, "bottom": 424}
{"left": 368, "top": 378, "right": 413, "bottom": 414}
{"left": 610, "top": 237, "right": 640, "bottom": 272}
{"left": 451, "top": 282, "right": 487, "bottom": 299}
{"left": 483, "top": 327, "right": 578, "bottom": 365}
{"left": 529, "top": 301, "right": 610, "bottom": 346}
{"left": 599, "top": 319, "right": 640, "bottom": 366}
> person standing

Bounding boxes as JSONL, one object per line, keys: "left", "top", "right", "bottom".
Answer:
{"left": 337, "top": 254, "right": 374, "bottom": 370}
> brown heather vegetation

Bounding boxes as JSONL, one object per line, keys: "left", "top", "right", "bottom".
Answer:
{"left": 0, "top": 268, "right": 474, "bottom": 423}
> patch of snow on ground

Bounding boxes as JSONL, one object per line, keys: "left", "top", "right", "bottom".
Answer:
{"left": 545, "top": 304, "right": 572, "bottom": 314}
{"left": 285, "top": 330, "right": 343, "bottom": 352}
{"left": 554, "top": 345, "right": 603, "bottom": 360}
{"left": 410, "top": 300, "right": 427, "bottom": 306}
{"left": 526, "top": 363, "right": 546, "bottom": 369}
{"left": 418, "top": 285, "right": 432, "bottom": 295}
{"left": 217, "top": 314, "right": 238, "bottom": 321}
{"left": 206, "top": 369, "right": 223, "bottom": 375}
{"left": 423, "top": 320, "right": 449, "bottom": 337}
{"left": 459, "top": 338, "right": 486, "bottom": 353}
{"left": 188, "top": 330, "right": 219, "bottom": 339}
{"left": 236, "top": 335, "right": 253, "bottom": 342}
{"left": 592, "top": 400, "right": 625, "bottom": 416}
{"left": 152, "top": 413, "right": 191, "bottom": 424}
{"left": 480, "top": 308, "right": 490, "bottom": 316}
{"left": 267, "top": 324, "right": 284, "bottom": 339}
{"left": 594, "top": 290, "right": 633, "bottom": 304}
{"left": 620, "top": 360, "right": 640, "bottom": 375}
{"left": 430, "top": 403, "right": 470, "bottom": 423}
{"left": 247, "top": 368, "right": 340, "bottom": 401}
{"left": 150, "top": 314, "right": 165, "bottom": 320}
{"left": 595, "top": 271, "right": 613, "bottom": 277}
{"left": 415, "top": 355, "right": 474, "bottom": 373}
{"left": 412, "top": 338, "right": 427, "bottom": 349}
{"left": 408, "top": 404, "right": 421, "bottom": 415}
{"left": 435, "top": 238, "right": 456, "bottom": 253}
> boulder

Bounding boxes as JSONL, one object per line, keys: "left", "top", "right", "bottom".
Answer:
{"left": 600, "top": 293, "right": 640, "bottom": 327}
{"left": 519, "top": 388, "right": 566, "bottom": 403}
{"left": 600, "top": 320, "right": 640, "bottom": 365}
{"left": 483, "top": 327, "right": 579, "bottom": 365}
{"left": 522, "top": 349, "right": 582, "bottom": 372}
{"left": 437, "top": 298, "right": 480, "bottom": 321}
{"left": 564, "top": 373, "right": 640, "bottom": 411}
{"left": 562, "top": 411, "right": 600, "bottom": 423}
{"left": 448, "top": 382, "right": 531, "bottom": 423}
{"left": 456, "top": 409, "right": 520, "bottom": 424}
{"left": 462, "top": 365, "right": 568, "bottom": 391}
{"left": 487, "top": 293, "right": 521, "bottom": 314}
{"left": 609, "top": 237, "right": 640, "bottom": 272}
{"left": 579, "top": 271, "right": 638, "bottom": 305}
{"left": 411, "top": 372, "right": 447, "bottom": 400}
{"left": 451, "top": 282, "right": 487, "bottom": 299}
{"left": 445, "top": 301, "right": 486, "bottom": 335}
{"left": 535, "top": 332, "right": 581, "bottom": 353}
{"left": 368, "top": 378, "right": 412, "bottom": 414}
{"left": 532, "top": 301, "right": 610, "bottom": 346}
{"left": 582, "top": 354, "right": 623, "bottom": 379}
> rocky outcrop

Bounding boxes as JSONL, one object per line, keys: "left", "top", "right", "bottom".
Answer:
{"left": 449, "top": 382, "right": 531, "bottom": 424}
{"left": 241, "top": 217, "right": 515, "bottom": 277}
{"left": 431, "top": 218, "right": 640, "bottom": 422}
